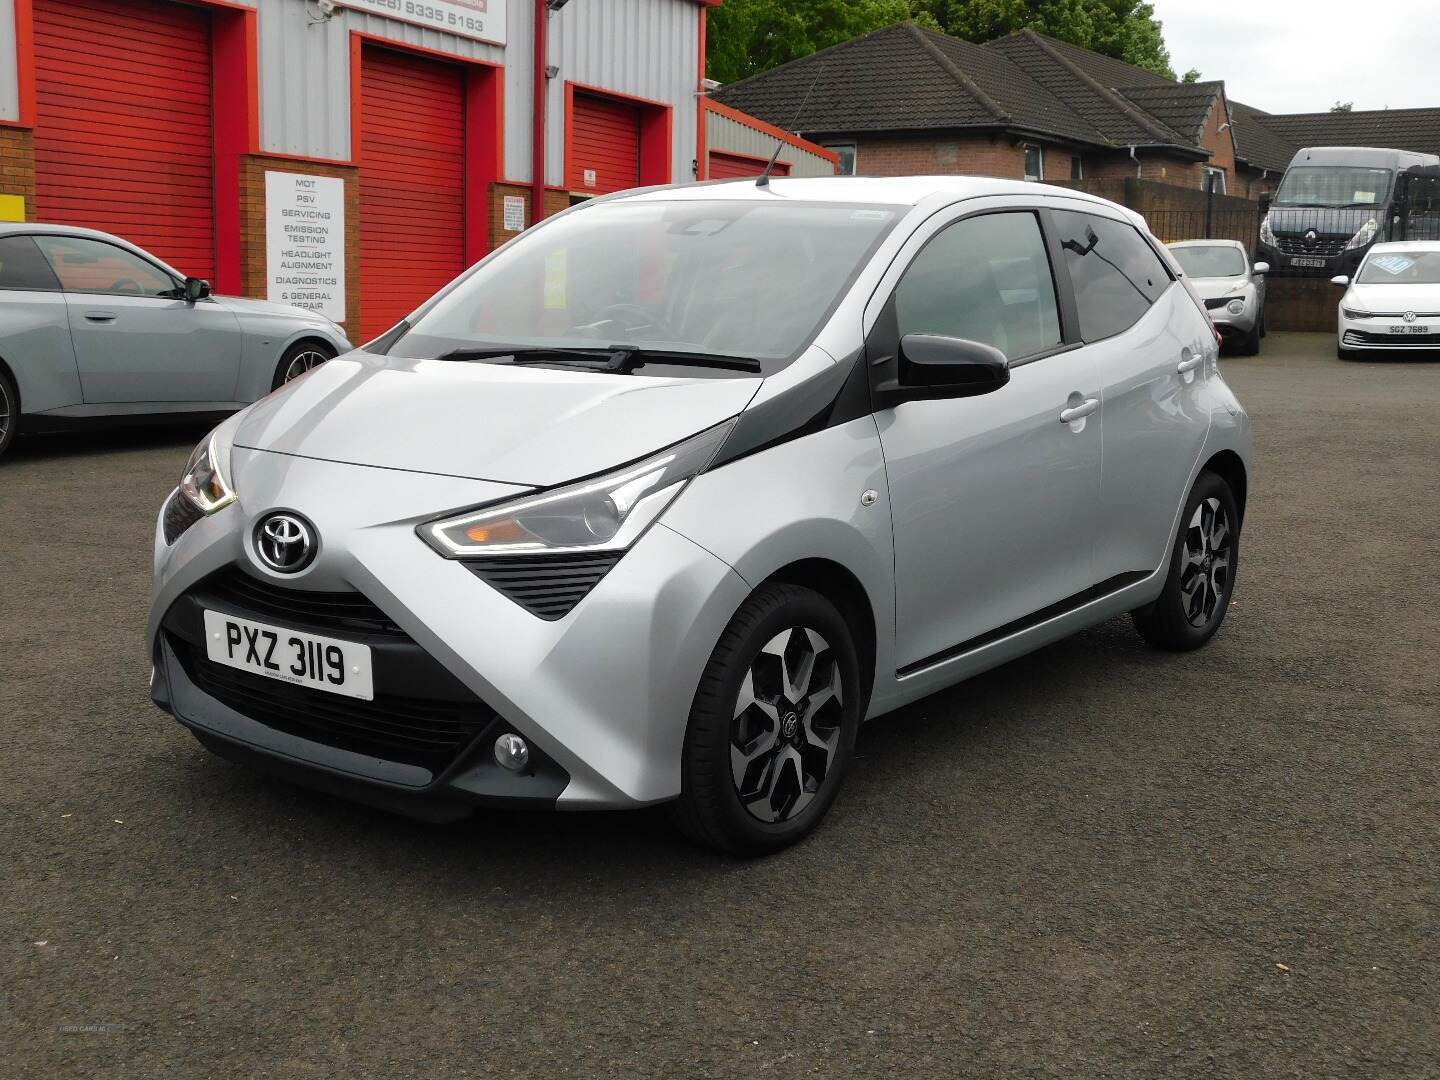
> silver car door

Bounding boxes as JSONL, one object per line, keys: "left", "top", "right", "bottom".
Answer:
{"left": 0, "top": 234, "right": 81, "bottom": 414}
{"left": 869, "top": 205, "right": 1104, "bottom": 673}
{"left": 1048, "top": 210, "right": 1214, "bottom": 580}
{"left": 33, "top": 234, "right": 242, "bottom": 405}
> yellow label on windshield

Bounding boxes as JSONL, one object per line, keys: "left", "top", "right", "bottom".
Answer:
{"left": 544, "top": 249, "right": 567, "bottom": 310}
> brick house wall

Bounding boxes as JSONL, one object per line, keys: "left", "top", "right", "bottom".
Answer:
{"left": 1198, "top": 94, "right": 1236, "bottom": 191}
{"left": 239, "top": 155, "right": 361, "bottom": 338}
{"left": 0, "top": 127, "right": 35, "bottom": 220}
{"left": 854, "top": 134, "right": 1027, "bottom": 178}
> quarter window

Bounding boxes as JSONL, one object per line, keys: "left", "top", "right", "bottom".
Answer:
{"left": 32, "top": 235, "right": 178, "bottom": 297}
{"left": 1051, "top": 210, "right": 1172, "bottom": 342}
{"left": 895, "top": 211, "right": 1062, "bottom": 362}
{"left": 0, "top": 235, "right": 61, "bottom": 291}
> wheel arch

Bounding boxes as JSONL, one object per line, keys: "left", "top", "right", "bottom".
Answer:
{"left": 1202, "top": 448, "right": 1248, "bottom": 524}
{"left": 753, "top": 557, "right": 877, "bottom": 715}
{"left": 272, "top": 334, "right": 341, "bottom": 387}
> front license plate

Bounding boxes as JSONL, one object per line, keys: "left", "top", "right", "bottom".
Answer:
{"left": 203, "top": 610, "right": 374, "bottom": 701}
{"left": 1289, "top": 256, "right": 1326, "bottom": 268}
{"left": 1388, "top": 325, "right": 1429, "bottom": 335}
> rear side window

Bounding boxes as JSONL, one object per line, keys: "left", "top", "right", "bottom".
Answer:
{"left": 895, "top": 211, "right": 1062, "bottom": 362}
{"left": 0, "top": 235, "right": 61, "bottom": 291}
{"left": 1052, "top": 210, "right": 1172, "bottom": 341}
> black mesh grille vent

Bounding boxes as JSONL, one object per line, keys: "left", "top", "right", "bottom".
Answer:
{"left": 462, "top": 551, "right": 625, "bottom": 620}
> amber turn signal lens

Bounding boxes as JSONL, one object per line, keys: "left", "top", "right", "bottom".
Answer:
{"left": 465, "top": 520, "right": 529, "bottom": 544}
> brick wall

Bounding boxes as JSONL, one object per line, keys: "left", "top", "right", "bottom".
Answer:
{"left": 856, "top": 135, "right": 1026, "bottom": 178}
{"left": 488, "top": 182, "right": 572, "bottom": 247}
{"left": 239, "top": 155, "right": 361, "bottom": 336}
{"left": 1265, "top": 277, "right": 1339, "bottom": 333}
{"left": 0, "top": 127, "right": 36, "bottom": 220}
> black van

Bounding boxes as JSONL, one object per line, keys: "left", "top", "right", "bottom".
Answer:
{"left": 1258, "top": 146, "right": 1440, "bottom": 276}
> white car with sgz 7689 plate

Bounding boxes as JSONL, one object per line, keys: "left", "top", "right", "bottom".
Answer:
{"left": 1333, "top": 241, "right": 1440, "bottom": 359}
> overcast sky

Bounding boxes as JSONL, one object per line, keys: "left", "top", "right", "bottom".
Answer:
{"left": 1150, "top": 0, "right": 1439, "bottom": 113}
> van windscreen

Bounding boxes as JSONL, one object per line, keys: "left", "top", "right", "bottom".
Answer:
{"left": 1272, "top": 167, "right": 1393, "bottom": 209}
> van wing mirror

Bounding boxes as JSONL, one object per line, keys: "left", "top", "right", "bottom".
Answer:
{"left": 874, "top": 334, "right": 1010, "bottom": 408}
{"left": 183, "top": 277, "right": 211, "bottom": 303}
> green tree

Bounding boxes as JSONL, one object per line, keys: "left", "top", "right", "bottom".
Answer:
{"left": 707, "top": 0, "right": 939, "bottom": 84}
{"left": 942, "top": 1, "right": 1176, "bottom": 78}
{"left": 1330, "top": 100, "right": 1354, "bottom": 112}
{"left": 1181, "top": 67, "right": 1202, "bottom": 83}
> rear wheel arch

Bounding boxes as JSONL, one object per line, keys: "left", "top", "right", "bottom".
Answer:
{"left": 1202, "top": 449, "right": 1247, "bottom": 524}
{"left": 753, "top": 558, "right": 876, "bottom": 717}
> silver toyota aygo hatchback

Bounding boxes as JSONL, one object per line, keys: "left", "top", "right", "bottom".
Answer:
{"left": 149, "top": 177, "right": 1252, "bottom": 855}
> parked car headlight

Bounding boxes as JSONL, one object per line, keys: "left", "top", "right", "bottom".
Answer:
{"left": 421, "top": 420, "right": 736, "bottom": 557}
{"left": 1258, "top": 215, "right": 1276, "bottom": 246}
{"left": 1344, "top": 218, "right": 1379, "bottom": 251}
{"left": 179, "top": 422, "right": 239, "bottom": 515}
{"left": 1341, "top": 307, "right": 1372, "bottom": 319}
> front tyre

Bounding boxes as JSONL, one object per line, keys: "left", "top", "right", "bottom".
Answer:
{"left": 272, "top": 340, "right": 337, "bottom": 390}
{"left": 675, "top": 584, "right": 861, "bottom": 856}
{"left": 1132, "top": 471, "right": 1240, "bottom": 651}
{"left": 0, "top": 366, "right": 17, "bottom": 460}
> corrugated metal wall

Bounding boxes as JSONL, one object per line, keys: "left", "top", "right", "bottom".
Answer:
{"left": 547, "top": 0, "right": 699, "bottom": 188}
{"left": 0, "top": 0, "right": 702, "bottom": 183}
{"left": 0, "top": 0, "right": 18, "bottom": 123}
{"left": 706, "top": 110, "right": 836, "bottom": 179}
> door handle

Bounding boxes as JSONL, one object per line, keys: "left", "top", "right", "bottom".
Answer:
{"left": 1177, "top": 352, "right": 1204, "bottom": 373}
{"left": 1058, "top": 397, "right": 1099, "bottom": 424}
{"left": 84, "top": 310, "right": 118, "bottom": 322}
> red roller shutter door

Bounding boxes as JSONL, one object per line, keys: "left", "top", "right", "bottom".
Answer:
{"left": 32, "top": 0, "right": 216, "bottom": 283}
{"left": 570, "top": 94, "right": 641, "bottom": 195}
{"left": 708, "top": 151, "right": 791, "bottom": 180}
{"left": 360, "top": 47, "right": 467, "bottom": 341}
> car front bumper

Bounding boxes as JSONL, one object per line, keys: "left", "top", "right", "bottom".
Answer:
{"left": 148, "top": 449, "right": 752, "bottom": 816}
{"left": 1338, "top": 314, "right": 1440, "bottom": 352}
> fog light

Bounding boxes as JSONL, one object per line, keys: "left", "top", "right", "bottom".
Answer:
{"left": 494, "top": 733, "right": 529, "bottom": 771}
{"left": 1227, "top": 299, "right": 1245, "bottom": 316}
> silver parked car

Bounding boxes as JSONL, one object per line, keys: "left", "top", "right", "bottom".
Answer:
{"left": 1167, "top": 239, "right": 1268, "bottom": 355}
{"left": 0, "top": 223, "right": 352, "bottom": 459}
{"left": 148, "top": 177, "right": 1252, "bottom": 855}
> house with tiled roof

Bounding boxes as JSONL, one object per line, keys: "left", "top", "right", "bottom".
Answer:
{"left": 711, "top": 22, "right": 1440, "bottom": 201}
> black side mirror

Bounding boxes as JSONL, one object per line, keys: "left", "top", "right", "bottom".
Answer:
{"left": 876, "top": 334, "right": 1010, "bottom": 408}
{"left": 1258, "top": 192, "right": 1272, "bottom": 214}
{"left": 183, "top": 277, "right": 211, "bottom": 303}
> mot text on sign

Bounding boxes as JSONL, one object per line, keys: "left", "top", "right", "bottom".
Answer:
{"left": 338, "top": 0, "right": 506, "bottom": 46}
{"left": 266, "top": 172, "right": 347, "bottom": 323}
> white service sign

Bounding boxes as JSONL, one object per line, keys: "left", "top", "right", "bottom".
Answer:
{"left": 339, "top": 0, "right": 505, "bottom": 46}
{"left": 266, "top": 172, "right": 347, "bottom": 323}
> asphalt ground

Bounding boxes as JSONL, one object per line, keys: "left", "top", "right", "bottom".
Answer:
{"left": 3, "top": 333, "right": 1438, "bottom": 1078}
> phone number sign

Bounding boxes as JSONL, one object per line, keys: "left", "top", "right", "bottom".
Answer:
{"left": 340, "top": 0, "right": 505, "bottom": 46}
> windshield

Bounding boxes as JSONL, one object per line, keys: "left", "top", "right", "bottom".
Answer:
{"left": 1170, "top": 245, "right": 1246, "bottom": 278}
{"left": 1357, "top": 250, "right": 1440, "bottom": 285}
{"left": 1272, "top": 166, "right": 1393, "bottom": 208}
{"left": 394, "top": 200, "right": 902, "bottom": 371}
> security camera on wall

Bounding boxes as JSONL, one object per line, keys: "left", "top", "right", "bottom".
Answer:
{"left": 316, "top": 0, "right": 337, "bottom": 17}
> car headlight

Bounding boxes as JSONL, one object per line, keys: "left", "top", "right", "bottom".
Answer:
{"left": 1344, "top": 218, "right": 1379, "bottom": 251}
{"left": 179, "top": 421, "right": 239, "bottom": 515}
{"left": 1341, "top": 307, "right": 1372, "bottom": 319}
{"left": 420, "top": 420, "right": 736, "bottom": 557}
{"left": 1259, "top": 215, "right": 1276, "bottom": 246}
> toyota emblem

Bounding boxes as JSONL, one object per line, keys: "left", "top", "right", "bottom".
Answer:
{"left": 1404, "top": 310, "right": 1417, "bottom": 323}
{"left": 255, "top": 512, "right": 317, "bottom": 574}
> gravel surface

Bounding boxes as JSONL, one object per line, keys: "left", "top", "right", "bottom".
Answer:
{"left": 3, "top": 334, "right": 1438, "bottom": 1078}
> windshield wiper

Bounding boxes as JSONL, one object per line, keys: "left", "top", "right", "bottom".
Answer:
{"left": 435, "top": 345, "right": 762, "bottom": 373}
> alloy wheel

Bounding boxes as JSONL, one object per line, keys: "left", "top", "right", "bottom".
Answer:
{"left": 1181, "top": 496, "right": 1233, "bottom": 627}
{"left": 0, "top": 377, "right": 10, "bottom": 447}
{"left": 282, "top": 349, "right": 330, "bottom": 384}
{"left": 730, "top": 626, "right": 844, "bottom": 823}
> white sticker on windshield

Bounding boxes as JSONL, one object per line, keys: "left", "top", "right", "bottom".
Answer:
{"left": 1369, "top": 254, "right": 1415, "bottom": 276}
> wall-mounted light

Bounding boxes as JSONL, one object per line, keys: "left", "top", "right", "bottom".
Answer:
{"left": 547, "top": 0, "right": 570, "bottom": 10}
{"left": 545, "top": 64, "right": 560, "bottom": 79}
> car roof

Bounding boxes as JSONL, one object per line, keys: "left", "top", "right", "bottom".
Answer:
{"left": 1167, "top": 239, "right": 1246, "bottom": 250}
{"left": 610, "top": 175, "right": 1142, "bottom": 220}
{"left": 1366, "top": 240, "right": 1440, "bottom": 253}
